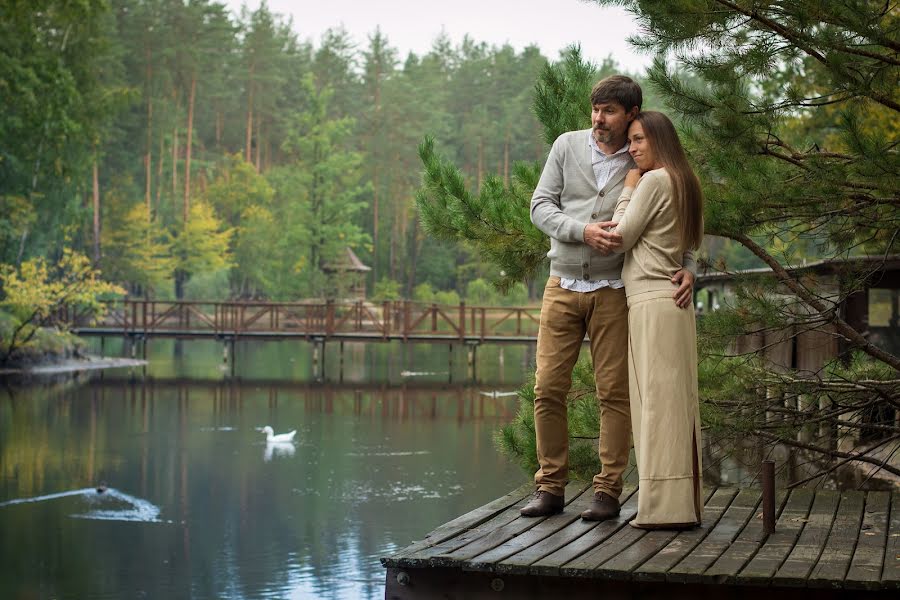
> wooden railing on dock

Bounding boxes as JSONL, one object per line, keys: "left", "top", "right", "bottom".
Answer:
{"left": 56, "top": 299, "right": 542, "bottom": 342}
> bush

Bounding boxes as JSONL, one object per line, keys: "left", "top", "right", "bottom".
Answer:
{"left": 372, "top": 277, "right": 402, "bottom": 302}
{"left": 433, "top": 290, "right": 461, "bottom": 305}
{"left": 413, "top": 282, "right": 435, "bottom": 303}
{"left": 466, "top": 278, "right": 498, "bottom": 305}
{"left": 183, "top": 269, "right": 231, "bottom": 300}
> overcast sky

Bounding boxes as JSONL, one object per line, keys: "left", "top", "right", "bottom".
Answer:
{"left": 223, "top": 0, "right": 652, "bottom": 73}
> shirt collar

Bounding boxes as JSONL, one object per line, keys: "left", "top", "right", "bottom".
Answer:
{"left": 588, "top": 130, "right": 630, "bottom": 158}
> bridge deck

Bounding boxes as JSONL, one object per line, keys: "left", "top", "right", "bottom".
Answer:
{"left": 381, "top": 483, "right": 897, "bottom": 599}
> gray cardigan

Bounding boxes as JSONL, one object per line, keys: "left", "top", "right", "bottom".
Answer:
{"left": 530, "top": 129, "right": 695, "bottom": 281}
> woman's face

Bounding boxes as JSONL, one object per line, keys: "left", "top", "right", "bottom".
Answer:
{"left": 628, "top": 120, "right": 658, "bottom": 170}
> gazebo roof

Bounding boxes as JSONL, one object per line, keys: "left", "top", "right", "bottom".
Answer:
{"left": 323, "top": 247, "right": 371, "bottom": 273}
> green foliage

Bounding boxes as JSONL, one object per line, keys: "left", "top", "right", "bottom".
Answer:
{"left": 466, "top": 278, "right": 497, "bottom": 305}
{"left": 412, "top": 282, "right": 435, "bottom": 303}
{"left": 371, "top": 278, "right": 402, "bottom": 302}
{"left": 433, "top": 290, "right": 461, "bottom": 306}
{"left": 100, "top": 184, "right": 174, "bottom": 295}
{"left": 416, "top": 136, "right": 547, "bottom": 291}
{"left": 0, "top": 249, "right": 124, "bottom": 363}
{"left": 173, "top": 201, "right": 233, "bottom": 279}
{"left": 183, "top": 269, "right": 230, "bottom": 301}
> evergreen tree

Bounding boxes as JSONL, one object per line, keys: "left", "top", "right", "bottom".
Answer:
{"left": 278, "top": 75, "right": 370, "bottom": 298}
{"left": 418, "top": 3, "right": 900, "bottom": 477}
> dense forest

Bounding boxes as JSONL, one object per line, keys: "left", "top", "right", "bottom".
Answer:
{"left": 3, "top": 0, "right": 670, "bottom": 304}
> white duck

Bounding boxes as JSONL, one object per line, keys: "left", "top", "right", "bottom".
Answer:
{"left": 258, "top": 426, "right": 296, "bottom": 443}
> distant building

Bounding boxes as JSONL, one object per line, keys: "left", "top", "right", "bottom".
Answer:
{"left": 695, "top": 255, "right": 900, "bottom": 371}
{"left": 322, "top": 247, "right": 371, "bottom": 300}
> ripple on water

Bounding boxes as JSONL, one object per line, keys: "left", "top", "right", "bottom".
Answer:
{"left": 0, "top": 488, "right": 164, "bottom": 523}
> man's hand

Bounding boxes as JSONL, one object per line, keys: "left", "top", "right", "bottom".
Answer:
{"left": 671, "top": 269, "right": 695, "bottom": 309}
{"left": 583, "top": 221, "right": 622, "bottom": 254}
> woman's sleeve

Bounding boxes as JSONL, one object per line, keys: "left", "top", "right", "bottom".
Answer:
{"left": 612, "top": 174, "right": 664, "bottom": 253}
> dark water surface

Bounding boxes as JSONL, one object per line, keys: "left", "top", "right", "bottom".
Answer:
{"left": 0, "top": 340, "right": 530, "bottom": 599}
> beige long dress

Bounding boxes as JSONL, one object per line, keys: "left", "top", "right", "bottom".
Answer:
{"left": 613, "top": 168, "right": 703, "bottom": 528}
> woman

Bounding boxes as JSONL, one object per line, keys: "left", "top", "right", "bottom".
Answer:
{"left": 612, "top": 111, "right": 704, "bottom": 529}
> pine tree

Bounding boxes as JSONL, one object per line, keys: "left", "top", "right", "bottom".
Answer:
{"left": 417, "top": 1, "right": 900, "bottom": 478}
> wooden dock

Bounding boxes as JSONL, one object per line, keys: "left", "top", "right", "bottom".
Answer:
{"left": 381, "top": 482, "right": 898, "bottom": 598}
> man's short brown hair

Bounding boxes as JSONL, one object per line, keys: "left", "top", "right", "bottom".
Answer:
{"left": 590, "top": 75, "right": 642, "bottom": 112}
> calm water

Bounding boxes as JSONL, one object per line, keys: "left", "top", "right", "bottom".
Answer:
{"left": 0, "top": 340, "right": 531, "bottom": 600}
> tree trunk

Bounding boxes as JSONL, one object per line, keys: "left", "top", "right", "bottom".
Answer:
{"left": 172, "top": 121, "right": 178, "bottom": 203}
{"left": 144, "top": 47, "right": 153, "bottom": 218}
{"left": 373, "top": 170, "right": 379, "bottom": 283}
{"left": 503, "top": 129, "right": 510, "bottom": 186}
{"left": 156, "top": 128, "right": 164, "bottom": 209}
{"left": 215, "top": 107, "right": 222, "bottom": 149}
{"left": 255, "top": 112, "right": 262, "bottom": 172}
{"left": 92, "top": 160, "right": 101, "bottom": 264}
{"left": 184, "top": 74, "right": 196, "bottom": 224}
{"left": 406, "top": 218, "right": 420, "bottom": 299}
{"left": 245, "top": 74, "right": 254, "bottom": 163}
{"left": 477, "top": 137, "right": 484, "bottom": 192}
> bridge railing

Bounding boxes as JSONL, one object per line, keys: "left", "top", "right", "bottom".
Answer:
{"left": 57, "top": 299, "right": 542, "bottom": 340}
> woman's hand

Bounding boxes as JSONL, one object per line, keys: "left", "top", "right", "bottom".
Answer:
{"left": 624, "top": 168, "right": 642, "bottom": 188}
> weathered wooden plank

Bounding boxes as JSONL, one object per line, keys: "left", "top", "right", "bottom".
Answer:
{"left": 435, "top": 481, "right": 590, "bottom": 566}
{"left": 733, "top": 488, "right": 816, "bottom": 585}
{"left": 587, "top": 486, "right": 720, "bottom": 581}
{"left": 465, "top": 483, "right": 600, "bottom": 572}
{"left": 632, "top": 487, "right": 740, "bottom": 582}
{"left": 493, "top": 486, "right": 639, "bottom": 576}
{"left": 881, "top": 492, "right": 900, "bottom": 589}
{"left": 701, "top": 488, "right": 792, "bottom": 584}
{"left": 528, "top": 488, "right": 641, "bottom": 577}
{"left": 845, "top": 491, "right": 890, "bottom": 590}
{"left": 381, "top": 483, "right": 533, "bottom": 568}
{"left": 664, "top": 488, "right": 760, "bottom": 583}
{"left": 769, "top": 489, "right": 841, "bottom": 586}
{"left": 560, "top": 521, "right": 647, "bottom": 578}
{"left": 807, "top": 490, "right": 866, "bottom": 588}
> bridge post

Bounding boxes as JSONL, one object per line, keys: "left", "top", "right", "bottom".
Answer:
{"left": 448, "top": 343, "right": 453, "bottom": 384}
{"left": 326, "top": 300, "right": 335, "bottom": 336}
{"left": 403, "top": 301, "right": 410, "bottom": 341}
{"left": 459, "top": 302, "right": 465, "bottom": 342}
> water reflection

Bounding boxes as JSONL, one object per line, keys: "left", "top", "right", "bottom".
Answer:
{"left": 0, "top": 377, "right": 525, "bottom": 600}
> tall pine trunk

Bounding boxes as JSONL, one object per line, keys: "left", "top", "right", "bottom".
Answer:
{"left": 245, "top": 74, "right": 254, "bottom": 163}
{"left": 184, "top": 74, "right": 196, "bottom": 224}
{"left": 503, "top": 129, "right": 510, "bottom": 186}
{"left": 144, "top": 55, "right": 153, "bottom": 213}
{"left": 92, "top": 160, "right": 100, "bottom": 264}
{"left": 255, "top": 113, "right": 262, "bottom": 172}
{"left": 156, "top": 129, "right": 164, "bottom": 209}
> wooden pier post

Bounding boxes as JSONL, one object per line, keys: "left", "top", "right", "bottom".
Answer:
{"left": 762, "top": 459, "right": 775, "bottom": 534}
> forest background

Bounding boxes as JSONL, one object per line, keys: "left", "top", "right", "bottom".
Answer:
{"left": 1, "top": 0, "right": 761, "bottom": 310}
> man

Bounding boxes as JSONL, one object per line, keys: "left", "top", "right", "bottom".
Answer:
{"left": 521, "top": 75, "right": 695, "bottom": 520}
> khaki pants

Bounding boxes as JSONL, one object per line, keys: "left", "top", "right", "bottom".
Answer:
{"left": 533, "top": 276, "right": 630, "bottom": 498}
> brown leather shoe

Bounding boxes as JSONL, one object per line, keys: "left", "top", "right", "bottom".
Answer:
{"left": 520, "top": 490, "right": 564, "bottom": 517}
{"left": 580, "top": 491, "right": 620, "bottom": 521}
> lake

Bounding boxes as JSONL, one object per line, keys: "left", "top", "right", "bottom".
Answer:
{"left": 0, "top": 339, "right": 531, "bottom": 599}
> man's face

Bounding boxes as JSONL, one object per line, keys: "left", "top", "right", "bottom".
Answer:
{"left": 591, "top": 101, "right": 638, "bottom": 147}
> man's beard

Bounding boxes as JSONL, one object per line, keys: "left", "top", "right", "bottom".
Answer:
{"left": 593, "top": 127, "right": 613, "bottom": 144}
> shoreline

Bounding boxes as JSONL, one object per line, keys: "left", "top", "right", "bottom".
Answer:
{"left": 0, "top": 356, "right": 148, "bottom": 377}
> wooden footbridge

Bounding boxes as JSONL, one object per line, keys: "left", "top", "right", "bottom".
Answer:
{"left": 382, "top": 482, "right": 898, "bottom": 599}
{"left": 59, "top": 299, "right": 541, "bottom": 344}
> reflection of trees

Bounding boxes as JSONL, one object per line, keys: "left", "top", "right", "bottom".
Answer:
{"left": 0, "top": 379, "right": 522, "bottom": 599}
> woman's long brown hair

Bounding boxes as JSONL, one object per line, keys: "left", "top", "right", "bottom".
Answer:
{"left": 634, "top": 111, "right": 704, "bottom": 251}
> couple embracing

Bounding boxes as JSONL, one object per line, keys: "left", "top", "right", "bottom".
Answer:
{"left": 522, "top": 75, "right": 704, "bottom": 529}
